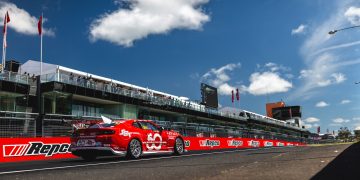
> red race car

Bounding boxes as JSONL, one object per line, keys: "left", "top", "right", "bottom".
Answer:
{"left": 70, "top": 117, "right": 185, "bottom": 161}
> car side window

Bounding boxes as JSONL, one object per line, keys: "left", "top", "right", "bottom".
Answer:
{"left": 132, "top": 122, "right": 141, "bottom": 129}
{"left": 138, "top": 121, "right": 158, "bottom": 131}
{"left": 146, "top": 122, "right": 159, "bottom": 131}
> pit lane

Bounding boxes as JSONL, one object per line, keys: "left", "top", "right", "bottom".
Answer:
{"left": 0, "top": 143, "right": 356, "bottom": 180}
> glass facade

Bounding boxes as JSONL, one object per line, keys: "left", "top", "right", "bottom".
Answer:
{"left": 43, "top": 92, "right": 72, "bottom": 115}
{"left": 0, "top": 92, "right": 28, "bottom": 112}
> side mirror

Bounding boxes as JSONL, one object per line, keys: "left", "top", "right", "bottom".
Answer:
{"left": 159, "top": 126, "right": 164, "bottom": 132}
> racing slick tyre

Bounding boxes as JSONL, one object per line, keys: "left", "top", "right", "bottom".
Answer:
{"left": 174, "top": 137, "right": 184, "bottom": 155}
{"left": 126, "top": 139, "right": 142, "bottom": 159}
{"left": 80, "top": 154, "right": 97, "bottom": 161}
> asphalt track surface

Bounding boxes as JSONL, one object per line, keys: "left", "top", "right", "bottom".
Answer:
{"left": 0, "top": 143, "right": 358, "bottom": 180}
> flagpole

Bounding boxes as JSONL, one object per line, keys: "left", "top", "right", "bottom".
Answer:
{"left": 40, "top": 13, "right": 43, "bottom": 76}
{"left": 2, "top": 14, "right": 7, "bottom": 72}
{"left": 1, "top": 31, "right": 4, "bottom": 72}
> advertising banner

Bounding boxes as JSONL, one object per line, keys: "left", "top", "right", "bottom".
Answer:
{"left": 0, "top": 137, "right": 74, "bottom": 163}
{"left": 183, "top": 137, "right": 301, "bottom": 151}
{"left": 0, "top": 137, "right": 303, "bottom": 163}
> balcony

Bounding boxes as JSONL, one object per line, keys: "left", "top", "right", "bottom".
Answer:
{"left": 0, "top": 71, "right": 29, "bottom": 84}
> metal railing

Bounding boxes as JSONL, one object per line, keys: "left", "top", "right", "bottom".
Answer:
{"left": 0, "top": 112, "right": 314, "bottom": 143}
{"left": 41, "top": 72, "right": 304, "bottom": 131}
{"left": 41, "top": 114, "right": 308, "bottom": 143}
{"left": 0, "top": 111, "right": 36, "bottom": 137}
{"left": 0, "top": 71, "right": 29, "bottom": 84}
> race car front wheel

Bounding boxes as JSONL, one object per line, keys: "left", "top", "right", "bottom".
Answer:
{"left": 127, "top": 139, "right": 142, "bottom": 159}
{"left": 174, "top": 138, "right": 184, "bottom": 155}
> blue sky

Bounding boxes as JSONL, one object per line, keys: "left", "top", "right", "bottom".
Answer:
{"left": 1, "top": 0, "right": 360, "bottom": 133}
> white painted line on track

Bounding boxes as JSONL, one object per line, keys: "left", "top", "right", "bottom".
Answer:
{"left": 0, "top": 147, "right": 292, "bottom": 175}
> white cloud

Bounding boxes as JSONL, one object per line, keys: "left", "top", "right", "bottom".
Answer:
{"left": 290, "top": 1, "right": 360, "bottom": 100}
{"left": 304, "top": 123, "right": 313, "bottom": 129}
{"left": 264, "top": 62, "right": 291, "bottom": 72}
{"left": 331, "top": 73, "right": 346, "bottom": 83}
{"left": 341, "top": 99, "right": 351, "bottom": 104}
{"left": 332, "top": 118, "right": 350, "bottom": 124}
{"left": 344, "top": 6, "right": 360, "bottom": 25}
{"left": 352, "top": 117, "right": 360, "bottom": 121}
{"left": 89, "top": 0, "right": 210, "bottom": 47}
{"left": 305, "top": 117, "right": 320, "bottom": 123}
{"left": 201, "top": 63, "right": 241, "bottom": 95}
{"left": 291, "top": 24, "right": 307, "bottom": 35}
{"left": 245, "top": 72, "right": 292, "bottom": 96}
{"left": 315, "top": 101, "right": 329, "bottom": 107}
{"left": 0, "top": 2, "right": 54, "bottom": 36}
{"left": 240, "top": 63, "right": 292, "bottom": 96}
{"left": 297, "top": 55, "right": 347, "bottom": 87}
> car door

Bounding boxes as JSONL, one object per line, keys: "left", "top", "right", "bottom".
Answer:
{"left": 148, "top": 121, "right": 169, "bottom": 151}
{"left": 138, "top": 121, "right": 168, "bottom": 152}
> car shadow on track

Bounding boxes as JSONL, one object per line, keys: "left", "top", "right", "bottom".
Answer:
{"left": 64, "top": 154, "right": 176, "bottom": 163}
{"left": 311, "top": 142, "right": 360, "bottom": 180}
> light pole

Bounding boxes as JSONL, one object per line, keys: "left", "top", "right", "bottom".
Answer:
{"left": 328, "top": 25, "right": 360, "bottom": 35}
{"left": 329, "top": 26, "right": 360, "bottom": 85}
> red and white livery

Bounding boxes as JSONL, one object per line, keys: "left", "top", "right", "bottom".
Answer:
{"left": 70, "top": 118, "right": 185, "bottom": 160}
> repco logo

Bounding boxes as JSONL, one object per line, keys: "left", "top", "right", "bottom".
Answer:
{"left": 199, "top": 139, "right": 220, "bottom": 147}
{"left": 264, "top": 141, "right": 273, "bottom": 147}
{"left": 247, "top": 140, "right": 260, "bottom": 147}
{"left": 3, "top": 142, "right": 70, "bottom": 157}
{"left": 227, "top": 140, "right": 243, "bottom": 147}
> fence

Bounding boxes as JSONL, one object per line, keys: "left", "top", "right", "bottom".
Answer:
{"left": 0, "top": 112, "right": 316, "bottom": 144}
{"left": 0, "top": 111, "right": 36, "bottom": 137}
{"left": 41, "top": 114, "right": 310, "bottom": 143}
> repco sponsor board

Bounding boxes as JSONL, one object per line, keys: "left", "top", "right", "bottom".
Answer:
{"left": 0, "top": 137, "right": 304, "bottom": 163}
{"left": 182, "top": 137, "right": 302, "bottom": 151}
{"left": 0, "top": 137, "right": 75, "bottom": 163}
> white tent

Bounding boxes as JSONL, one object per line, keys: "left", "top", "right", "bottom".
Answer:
{"left": 19, "top": 60, "right": 58, "bottom": 76}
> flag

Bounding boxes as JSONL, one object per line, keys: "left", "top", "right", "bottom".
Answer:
{"left": 231, "top": 90, "right": 234, "bottom": 103}
{"left": 3, "top": 11, "right": 10, "bottom": 48}
{"left": 38, "top": 15, "right": 42, "bottom": 35}
{"left": 236, "top": 88, "right": 239, "bottom": 101}
{"left": 289, "top": 107, "right": 292, "bottom": 118}
{"left": 3, "top": 11, "right": 10, "bottom": 34}
{"left": 317, "top": 126, "right": 320, "bottom": 134}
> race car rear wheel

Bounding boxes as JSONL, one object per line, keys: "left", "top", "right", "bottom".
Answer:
{"left": 174, "top": 138, "right": 184, "bottom": 155}
{"left": 127, "top": 139, "right": 142, "bottom": 159}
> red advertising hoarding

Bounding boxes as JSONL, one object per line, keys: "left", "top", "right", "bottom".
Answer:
{"left": 0, "top": 137, "right": 303, "bottom": 163}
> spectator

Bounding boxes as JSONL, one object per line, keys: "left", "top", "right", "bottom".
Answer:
{"left": 69, "top": 73, "right": 74, "bottom": 82}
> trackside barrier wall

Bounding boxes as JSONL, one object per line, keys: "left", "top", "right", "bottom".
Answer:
{"left": 0, "top": 137, "right": 304, "bottom": 163}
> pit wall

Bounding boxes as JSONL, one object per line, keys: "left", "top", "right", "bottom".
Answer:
{"left": 0, "top": 137, "right": 305, "bottom": 163}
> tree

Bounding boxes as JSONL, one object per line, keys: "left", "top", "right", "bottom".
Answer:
{"left": 338, "top": 127, "right": 351, "bottom": 140}
{"left": 354, "top": 130, "right": 360, "bottom": 140}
